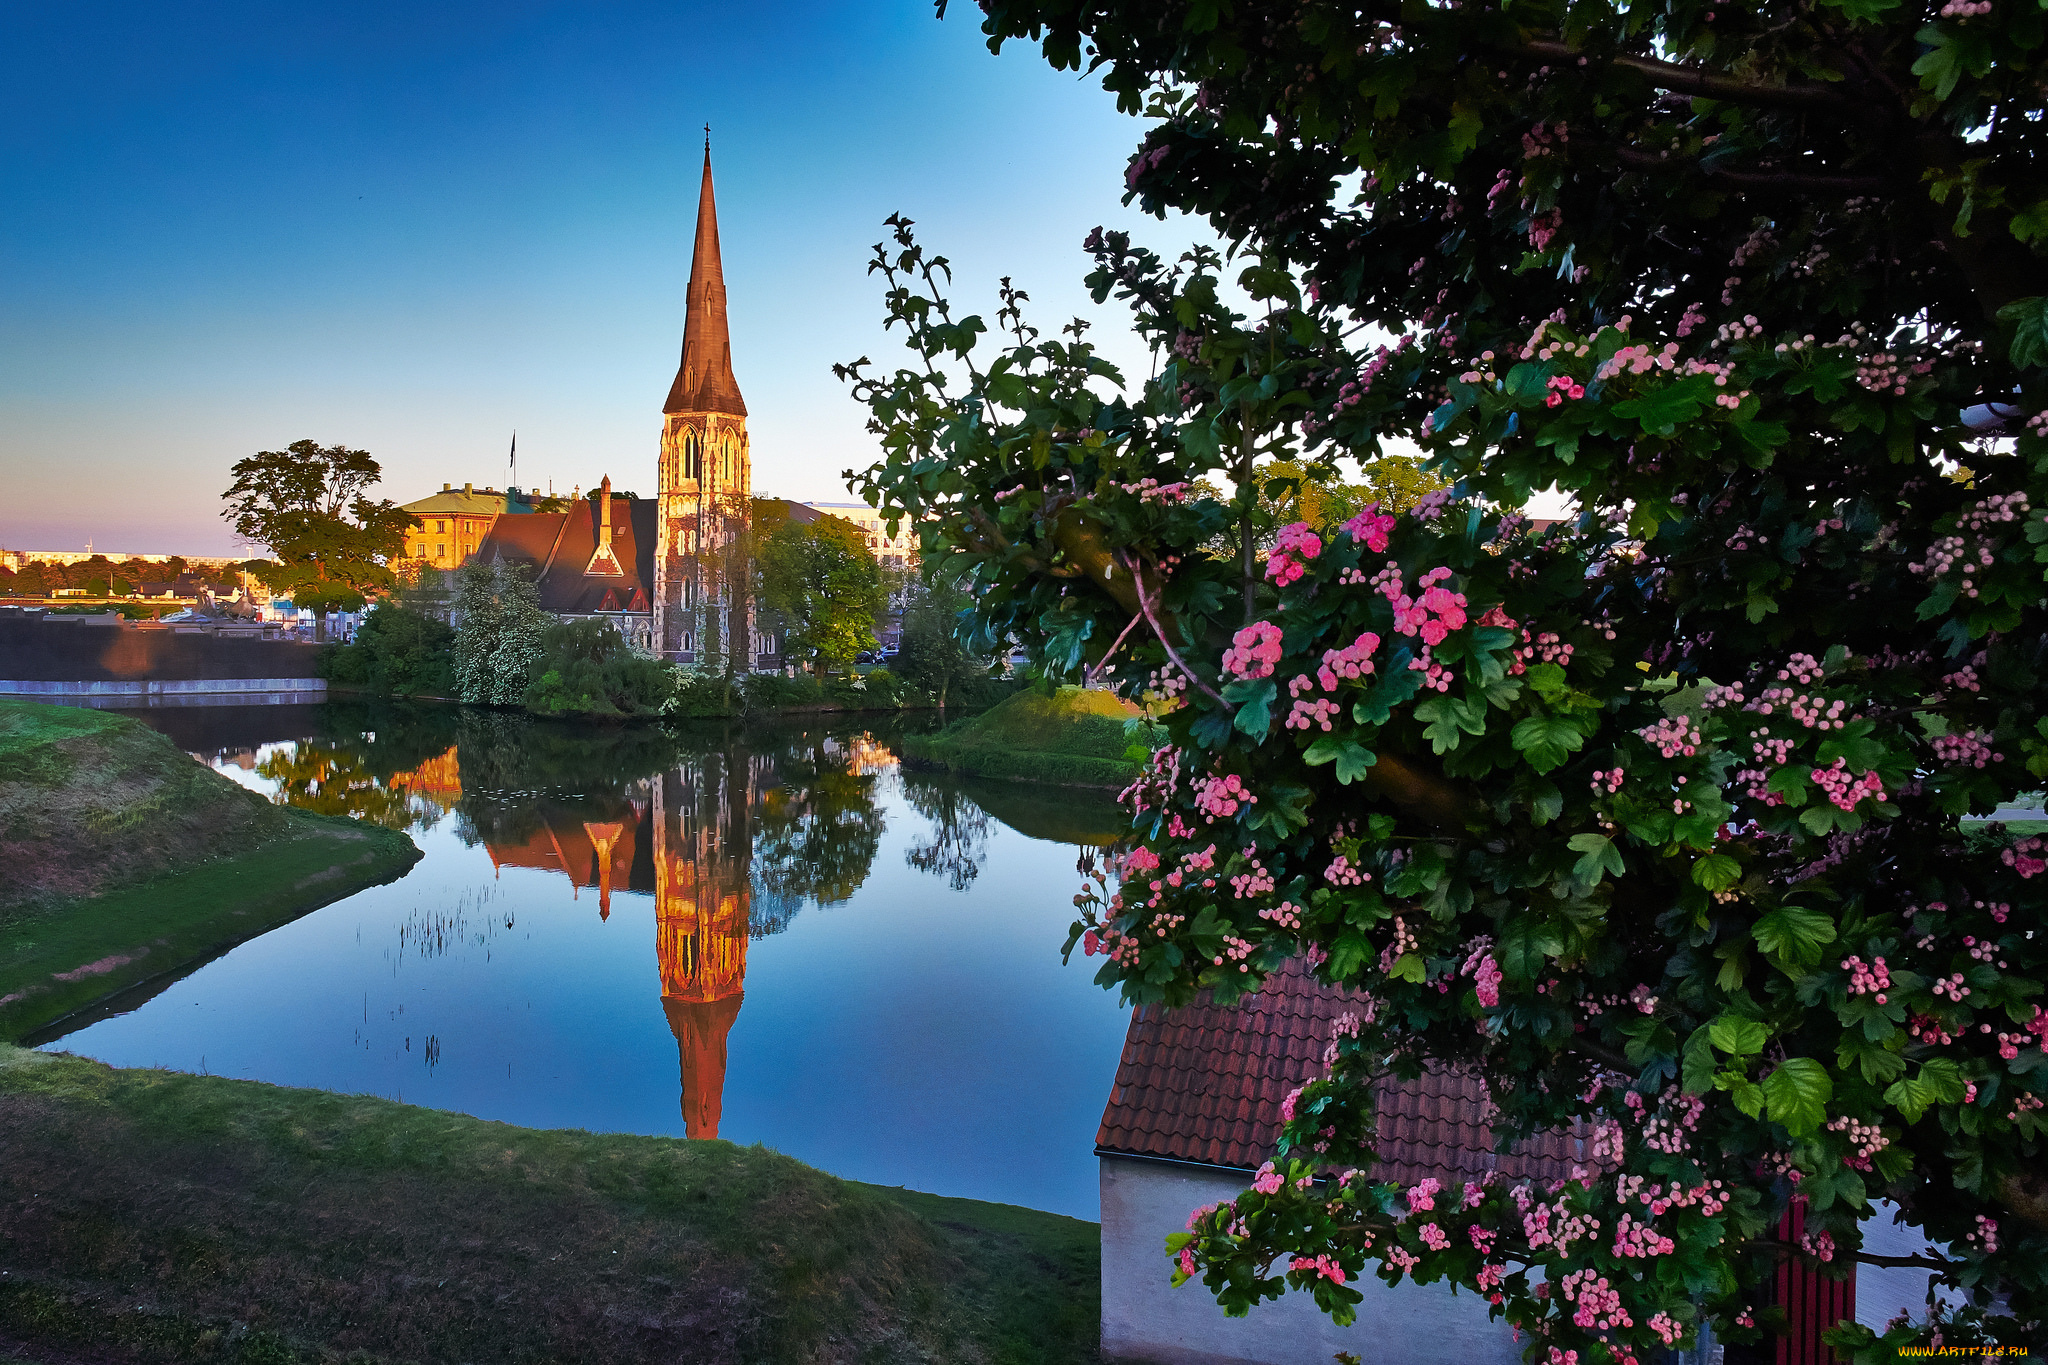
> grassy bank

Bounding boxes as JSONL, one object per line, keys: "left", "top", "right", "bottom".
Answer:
{"left": 0, "top": 817, "right": 419, "bottom": 1043}
{"left": 0, "top": 1046, "right": 1100, "bottom": 1365}
{"left": 900, "top": 687, "right": 1152, "bottom": 790}
{"left": 0, "top": 699, "right": 420, "bottom": 1042}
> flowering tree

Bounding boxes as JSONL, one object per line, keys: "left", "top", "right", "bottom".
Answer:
{"left": 838, "top": 0, "right": 2048, "bottom": 1355}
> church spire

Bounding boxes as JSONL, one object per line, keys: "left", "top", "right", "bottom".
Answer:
{"left": 663, "top": 140, "right": 747, "bottom": 417}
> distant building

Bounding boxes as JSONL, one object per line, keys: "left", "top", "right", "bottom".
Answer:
{"left": 801, "top": 502, "right": 918, "bottom": 569}
{"left": 399, "top": 484, "right": 538, "bottom": 572}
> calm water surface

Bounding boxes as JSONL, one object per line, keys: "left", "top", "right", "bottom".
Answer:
{"left": 39, "top": 703, "right": 1132, "bottom": 1219}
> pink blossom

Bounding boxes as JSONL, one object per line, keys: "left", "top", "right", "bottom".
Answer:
{"left": 1266, "top": 522, "right": 1322, "bottom": 586}
{"left": 1222, "top": 620, "right": 1284, "bottom": 679}
{"left": 1250, "top": 1162, "right": 1285, "bottom": 1195}
{"left": 1340, "top": 504, "right": 1396, "bottom": 552}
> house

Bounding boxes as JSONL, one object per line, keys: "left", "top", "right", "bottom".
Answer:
{"left": 470, "top": 476, "right": 658, "bottom": 656}
{"left": 1097, "top": 957, "right": 1949, "bottom": 1365}
{"left": 1096, "top": 956, "right": 1580, "bottom": 1365}
{"left": 399, "top": 483, "right": 538, "bottom": 571}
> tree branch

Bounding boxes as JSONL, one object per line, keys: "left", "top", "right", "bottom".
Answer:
{"left": 1611, "top": 146, "right": 1886, "bottom": 195}
{"left": 1520, "top": 40, "right": 1858, "bottom": 114}
{"left": 1853, "top": 1252, "right": 1958, "bottom": 1272}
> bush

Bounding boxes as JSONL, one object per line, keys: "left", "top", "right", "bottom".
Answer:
{"left": 322, "top": 603, "right": 455, "bottom": 697}
{"left": 523, "top": 620, "right": 673, "bottom": 719}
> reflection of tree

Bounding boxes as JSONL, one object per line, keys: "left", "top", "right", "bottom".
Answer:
{"left": 751, "top": 735, "right": 885, "bottom": 907}
{"left": 255, "top": 742, "right": 430, "bottom": 830}
{"left": 900, "top": 777, "right": 994, "bottom": 892}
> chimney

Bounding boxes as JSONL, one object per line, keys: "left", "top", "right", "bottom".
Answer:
{"left": 599, "top": 475, "right": 613, "bottom": 551}
{"left": 443, "top": 483, "right": 452, "bottom": 491}
{"left": 465, "top": 482, "right": 473, "bottom": 495}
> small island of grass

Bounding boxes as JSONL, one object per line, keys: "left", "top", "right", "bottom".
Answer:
{"left": 0, "top": 700, "right": 419, "bottom": 1042}
{"left": 900, "top": 686, "right": 1154, "bottom": 790}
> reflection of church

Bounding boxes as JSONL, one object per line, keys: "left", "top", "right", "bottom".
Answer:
{"left": 652, "top": 757, "right": 756, "bottom": 1139}
{"left": 453, "top": 750, "right": 763, "bottom": 1140}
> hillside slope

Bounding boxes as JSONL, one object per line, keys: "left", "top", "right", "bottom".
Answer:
{"left": 0, "top": 701, "right": 293, "bottom": 910}
{"left": 900, "top": 687, "right": 1150, "bottom": 789}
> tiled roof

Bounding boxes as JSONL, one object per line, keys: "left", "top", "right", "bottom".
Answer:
{"left": 472, "top": 498, "right": 656, "bottom": 616}
{"left": 1096, "top": 956, "right": 1586, "bottom": 1182}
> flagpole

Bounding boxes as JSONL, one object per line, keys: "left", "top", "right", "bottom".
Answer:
{"left": 509, "top": 431, "right": 518, "bottom": 496}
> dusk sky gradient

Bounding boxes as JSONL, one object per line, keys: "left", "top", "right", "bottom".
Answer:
{"left": 1, "top": 0, "right": 1203, "bottom": 556}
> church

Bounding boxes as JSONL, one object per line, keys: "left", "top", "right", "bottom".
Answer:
{"left": 473, "top": 142, "right": 768, "bottom": 668}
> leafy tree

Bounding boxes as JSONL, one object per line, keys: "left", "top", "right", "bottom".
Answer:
{"left": 839, "top": 0, "right": 2048, "bottom": 1350}
{"left": 895, "top": 569, "right": 998, "bottom": 706}
{"left": 525, "top": 619, "right": 675, "bottom": 718}
{"left": 451, "top": 561, "right": 546, "bottom": 706}
{"left": 323, "top": 602, "right": 456, "bottom": 698}
{"left": 756, "top": 514, "right": 887, "bottom": 675}
{"left": 220, "top": 440, "right": 412, "bottom": 640}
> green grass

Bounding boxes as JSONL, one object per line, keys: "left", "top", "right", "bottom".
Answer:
{"left": 0, "top": 698, "right": 421, "bottom": 1042}
{"left": 0, "top": 1046, "right": 1101, "bottom": 1365}
{"left": 900, "top": 687, "right": 1152, "bottom": 790}
{"left": 0, "top": 815, "right": 419, "bottom": 1043}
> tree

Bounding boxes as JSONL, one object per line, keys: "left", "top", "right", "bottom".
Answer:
{"left": 894, "top": 568, "right": 998, "bottom": 706}
{"left": 838, "top": 0, "right": 2048, "bottom": 1350}
{"left": 323, "top": 602, "right": 456, "bottom": 698}
{"left": 220, "top": 440, "right": 412, "bottom": 640}
{"left": 451, "top": 562, "right": 545, "bottom": 706}
{"left": 525, "top": 619, "right": 674, "bottom": 718}
{"left": 756, "top": 514, "right": 887, "bottom": 676}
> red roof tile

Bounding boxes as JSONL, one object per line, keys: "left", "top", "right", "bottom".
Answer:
{"left": 1096, "top": 956, "right": 1586, "bottom": 1182}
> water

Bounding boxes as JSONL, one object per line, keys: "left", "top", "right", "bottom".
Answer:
{"left": 37, "top": 702, "right": 1134, "bottom": 1220}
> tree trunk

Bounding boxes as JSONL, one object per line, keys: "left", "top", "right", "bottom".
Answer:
{"left": 313, "top": 610, "right": 327, "bottom": 643}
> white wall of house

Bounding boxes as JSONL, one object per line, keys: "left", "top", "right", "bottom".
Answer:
{"left": 1100, "top": 1155, "right": 1526, "bottom": 1365}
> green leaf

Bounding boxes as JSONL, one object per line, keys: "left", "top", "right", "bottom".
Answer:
{"left": 1304, "top": 735, "right": 1378, "bottom": 784}
{"left": 1567, "top": 832, "right": 1625, "bottom": 884}
{"left": 1681, "top": 1026, "right": 1715, "bottom": 1094}
{"left": 1511, "top": 714, "right": 1588, "bottom": 773}
{"left": 1708, "top": 1015, "right": 1769, "bottom": 1057}
{"left": 1761, "top": 1057, "right": 1832, "bottom": 1136}
{"left": 1389, "top": 952, "right": 1427, "bottom": 983}
{"left": 1416, "top": 695, "right": 1487, "bottom": 753}
{"left": 1999, "top": 296, "right": 2048, "bottom": 371}
{"left": 1753, "top": 905, "right": 1837, "bottom": 969}
{"left": 1498, "top": 917, "right": 1564, "bottom": 983}
{"left": 1224, "top": 678, "right": 1276, "bottom": 740}
{"left": 1692, "top": 853, "right": 1743, "bottom": 891}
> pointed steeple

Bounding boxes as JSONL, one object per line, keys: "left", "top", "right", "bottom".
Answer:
{"left": 664, "top": 141, "right": 747, "bottom": 417}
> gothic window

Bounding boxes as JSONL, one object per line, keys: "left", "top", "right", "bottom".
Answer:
{"left": 682, "top": 434, "right": 700, "bottom": 483}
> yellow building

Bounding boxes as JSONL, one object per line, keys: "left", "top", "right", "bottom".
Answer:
{"left": 399, "top": 484, "right": 537, "bottom": 571}
{"left": 801, "top": 502, "right": 918, "bottom": 569}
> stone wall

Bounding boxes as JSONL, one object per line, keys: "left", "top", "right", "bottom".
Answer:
{"left": 0, "top": 616, "right": 326, "bottom": 685}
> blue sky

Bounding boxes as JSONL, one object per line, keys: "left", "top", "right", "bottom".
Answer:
{"left": 0, "top": 0, "right": 1193, "bottom": 555}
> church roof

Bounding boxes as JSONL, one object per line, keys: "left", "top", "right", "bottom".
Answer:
{"left": 473, "top": 494, "right": 656, "bottom": 616}
{"left": 1096, "top": 955, "right": 1588, "bottom": 1182}
{"left": 663, "top": 146, "right": 747, "bottom": 418}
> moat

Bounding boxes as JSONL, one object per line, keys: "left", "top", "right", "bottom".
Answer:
{"left": 36, "top": 702, "right": 1132, "bottom": 1220}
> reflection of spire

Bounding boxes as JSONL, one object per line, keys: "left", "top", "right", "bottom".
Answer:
{"left": 583, "top": 820, "right": 624, "bottom": 920}
{"left": 654, "top": 756, "right": 753, "bottom": 1139}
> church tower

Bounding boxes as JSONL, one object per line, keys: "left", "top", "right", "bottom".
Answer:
{"left": 655, "top": 140, "right": 750, "bottom": 664}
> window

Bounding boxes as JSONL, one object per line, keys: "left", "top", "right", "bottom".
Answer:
{"left": 436, "top": 520, "right": 446, "bottom": 533}
{"left": 437, "top": 544, "right": 446, "bottom": 558}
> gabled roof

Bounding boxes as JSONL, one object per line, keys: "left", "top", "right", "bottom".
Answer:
{"left": 663, "top": 146, "right": 747, "bottom": 418}
{"left": 1096, "top": 956, "right": 1586, "bottom": 1183}
{"left": 473, "top": 496, "right": 657, "bottom": 617}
